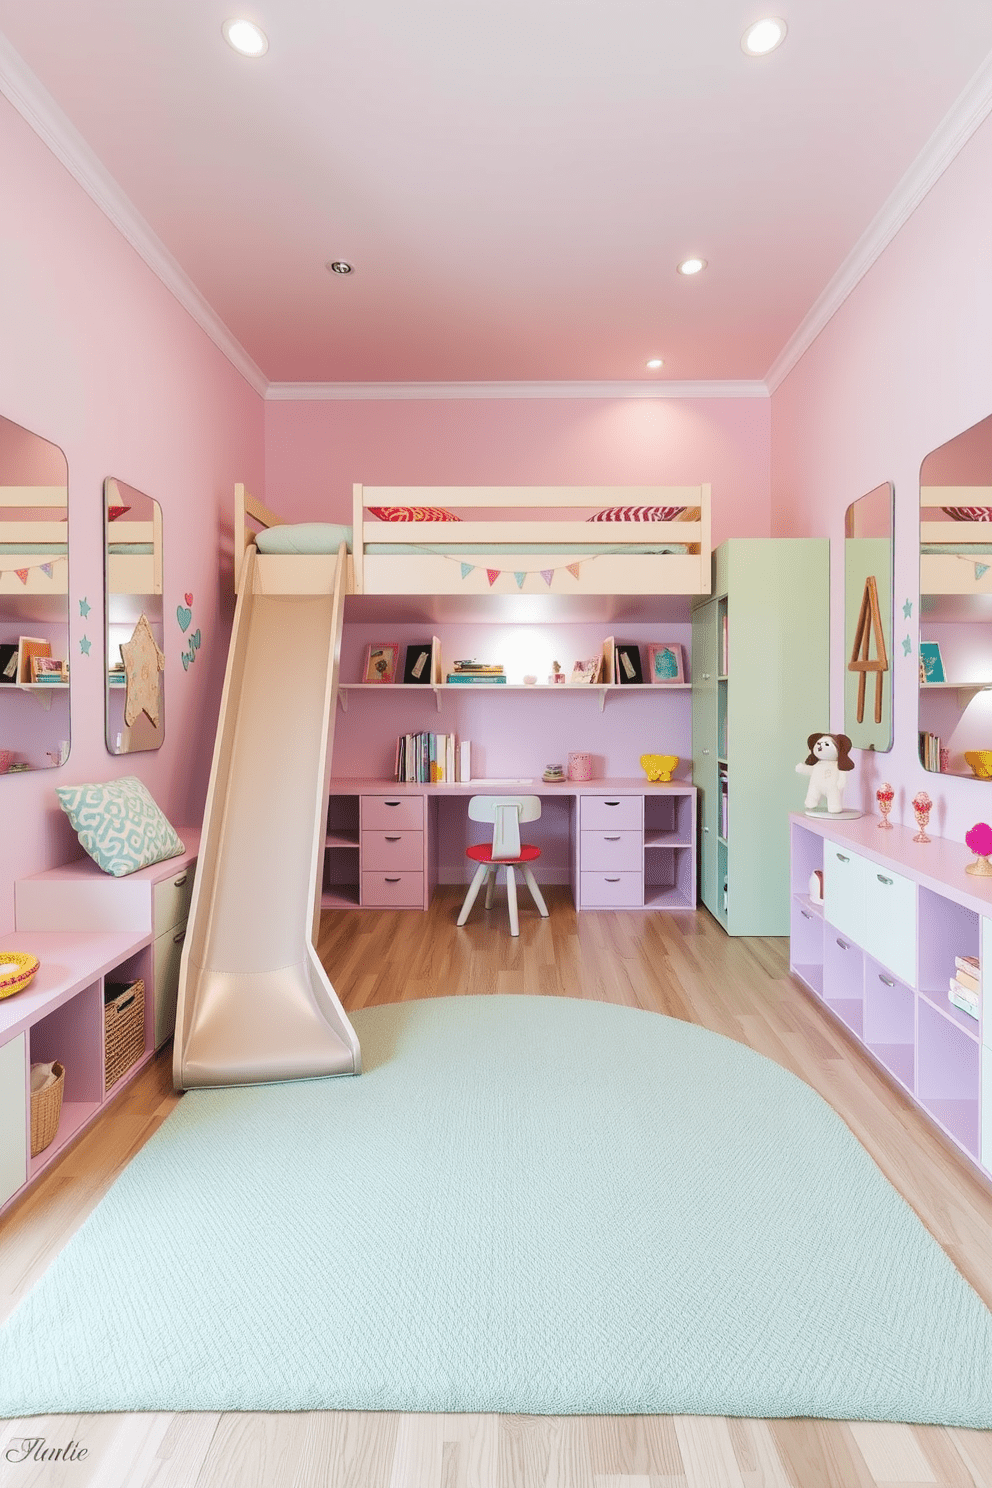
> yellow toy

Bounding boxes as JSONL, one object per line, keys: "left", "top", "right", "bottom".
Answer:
{"left": 640, "top": 753, "right": 678, "bottom": 783}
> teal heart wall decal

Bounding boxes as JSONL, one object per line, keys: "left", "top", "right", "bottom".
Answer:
{"left": 177, "top": 605, "right": 192, "bottom": 633}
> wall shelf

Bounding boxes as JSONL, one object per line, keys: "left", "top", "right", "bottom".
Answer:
{"left": 337, "top": 681, "right": 692, "bottom": 714}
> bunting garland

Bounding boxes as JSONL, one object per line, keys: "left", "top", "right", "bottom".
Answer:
{"left": 3, "top": 556, "right": 66, "bottom": 585}
{"left": 443, "top": 555, "right": 588, "bottom": 589}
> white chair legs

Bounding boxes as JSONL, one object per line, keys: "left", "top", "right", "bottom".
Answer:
{"left": 458, "top": 861, "right": 549, "bottom": 935}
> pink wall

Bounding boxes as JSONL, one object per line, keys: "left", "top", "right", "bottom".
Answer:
{"left": 0, "top": 97, "right": 264, "bottom": 933}
{"left": 771, "top": 113, "right": 992, "bottom": 843}
{"left": 264, "top": 395, "right": 771, "bottom": 549}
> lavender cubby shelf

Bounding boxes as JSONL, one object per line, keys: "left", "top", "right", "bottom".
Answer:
{"left": 790, "top": 814, "right": 992, "bottom": 1182}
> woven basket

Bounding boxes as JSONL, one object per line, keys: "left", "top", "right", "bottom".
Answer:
{"left": 104, "top": 979, "right": 145, "bottom": 1091}
{"left": 30, "top": 1061, "right": 65, "bottom": 1157}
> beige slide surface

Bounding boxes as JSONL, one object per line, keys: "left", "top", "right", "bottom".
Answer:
{"left": 174, "top": 547, "right": 359, "bottom": 1088}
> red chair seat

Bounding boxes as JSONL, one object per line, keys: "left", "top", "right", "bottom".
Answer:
{"left": 466, "top": 842, "right": 541, "bottom": 864}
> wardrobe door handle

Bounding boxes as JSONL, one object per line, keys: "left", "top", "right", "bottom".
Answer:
{"left": 173, "top": 873, "right": 188, "bottom": 887}
{"left": 800, "top": 909, "right": 812, "bottom": 920}
{"left": 702, "top": 748, "right": 711, "bottom": 755}
{"left": 876, "top": 874, "right": 893, "bottom": 886}
{"left": 836, "top": 938, "right": 849, "bottom": 951}
{"left": 835, "top": 853, "right": 850, "bottom": 863}
{"left": 878, "top": 973, "right": 895, "bottom": 987}
{"left": 173, "top": 931, "right": 186, "bottom": 945}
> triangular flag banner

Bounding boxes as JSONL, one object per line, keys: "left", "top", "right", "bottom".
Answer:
{"left": 460, "top": 563, "right": 473, "bottom": 580}
{"left": 514, "top": 571, "right": 526, "bottom": 589}
{"left": 977, "top": 563, "right": 990, "bottom": 580}
{"left": 40, "top": 563, "right": 53, "bottom": 578}
{"left": 541, "top": 569, "right": 554, "bottom": 587}
{"left": 486, "top": 569, "right": 500, "bottom": 587}
{"left": 15, "top": 569, "right": 29, "bottom": 585}
{"left": 566, "top": 563, "right": 581, "bottom": 581}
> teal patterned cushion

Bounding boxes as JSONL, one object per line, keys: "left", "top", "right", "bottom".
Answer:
{"left": 56, "top": 777, "right": 184, "bottom": 877}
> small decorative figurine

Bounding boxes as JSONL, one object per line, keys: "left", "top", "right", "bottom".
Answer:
{"left": 876, "top": 782, "right": 894, "bottom": 829}
{"left": 965, "top": 822, "right": 992, "bottom": 876}
{"left": 911, "top": 790, "right": 932, "bottom": 843}
{"left": 549, "top": 660, "right": 566, "bottom": 685}
{"left": 640, "top": 753, "right": 679, "bottom": 783}
{"left": 796, "top": 732, "right": 856, "bottom": 815}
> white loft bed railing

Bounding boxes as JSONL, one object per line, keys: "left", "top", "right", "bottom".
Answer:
{"left": 921, "top": 484, "right": 992, "bottom": 597}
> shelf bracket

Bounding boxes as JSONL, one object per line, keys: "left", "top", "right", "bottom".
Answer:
{"left": 336, "top": 689, "right": 348, "bottom": 713}
{"left": 433, "top": 686, "right": 442, "bottom": 713}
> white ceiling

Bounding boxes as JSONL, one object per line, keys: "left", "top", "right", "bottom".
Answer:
{"left": 2, "top": 1, "right": 992, "bottom": 389}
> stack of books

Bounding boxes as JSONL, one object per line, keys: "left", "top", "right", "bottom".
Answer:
{"left": 948, "top": 953, "right": 981, "bottom": 1020}
{"left": 920, "top": 731, "right": 942, "bottom": 771}
{"left": 446, "top": 660, "right": 505, "bottom": 685}
{"left": 395, "top": 733, "right": 458, "bottom": 783}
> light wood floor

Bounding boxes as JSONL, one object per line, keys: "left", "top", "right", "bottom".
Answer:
{"left": 3, "top": 887, "right": 992, "bottom": 1487}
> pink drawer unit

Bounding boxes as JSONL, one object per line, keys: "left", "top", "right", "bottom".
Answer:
{"left": 361, "top": 794, "right": 425, "bottom": 831}
{"left": 579, "top": 795, "right": 643, "bottom": 832}
{"left": 580, "top": 870, "right": 643, "bottom": 908}
{"left": 580, "top": 829, "right": 643, "bottom": 873}
{"left": 362, "top": 830, "right": 424, "bottom": 873}
{"left": 361, "top": 871, "right": 425, "bottom": 907}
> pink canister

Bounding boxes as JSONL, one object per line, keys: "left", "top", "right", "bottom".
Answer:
{"left": 567, "top": 751, "right": 592, "bottom": 781}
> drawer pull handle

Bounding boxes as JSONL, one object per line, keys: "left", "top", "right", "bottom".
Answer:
{"left": 800, "top": 909, "right": 812, "bottom": 920}
{"left": 876, "top": 874, "right": 893, "bottom": 886}
{"left": 604, "top": 800, "right": 620, "bottom": 807}
{"left": 173, "top": 873, "right": 188, "bottom": 888}
{"left": 384, "top": 801, "right": 401, "bottom": 807}
{"left": 385, "top": 835, "right": 402, "bottom": 841}
{"left": 879, "top": 974, "right": 895, "bottom": 987}
{"left": 173, "top": 931, "right": 186, "bottom": 945}
{"left": 605, "top": 876, "right": 621, "bottom": 883}
{"left": 604, "top": 835, "right": 621, "bottom": 841}
{"left": 385, "top": 877, "right": 401, "bottom": 883}
{"left": 836, "top": 937, "right": 849, "bottom": 951}
{"left": 836, "top": 853, "right": 850, "bottom": 863}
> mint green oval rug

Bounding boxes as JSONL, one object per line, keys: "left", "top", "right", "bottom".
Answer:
{"left": 2, "top": 994, "right": 992, "bottom": 1423}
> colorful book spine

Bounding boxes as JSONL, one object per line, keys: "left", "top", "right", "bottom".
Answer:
{"left": 446, "top": 674, "right": 507, "bottom": 683}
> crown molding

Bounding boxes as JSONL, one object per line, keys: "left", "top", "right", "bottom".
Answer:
{"left": 0, "top": 30, "right": 268, "bottom": 398}
{"left": 265, "top": 379, "right": 769, "bottom": 401}
{"left": 766, "top": 48, "right": 992, "bottom": 394}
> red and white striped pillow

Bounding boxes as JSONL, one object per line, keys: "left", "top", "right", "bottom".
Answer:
{"left": 587, "top": 505, "right": 687, "bottom": 522}
{"left": 367, "top": 506, "right": 460, "bottom": 522}
{"left": 943, "top": 507, "right": 992, "bottom": 522}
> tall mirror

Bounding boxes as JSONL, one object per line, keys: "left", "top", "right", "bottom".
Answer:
{"left": 104, "top": 477, "right": 165, "bottom": 754}
{"left": 844, "top": 482, "right": 894, "bottom": 751}
{"left": 0, "top": 414, "right": 70, "bottom": 774}
{"left": 919, "top": 412, "right": 992, "bottom": 778}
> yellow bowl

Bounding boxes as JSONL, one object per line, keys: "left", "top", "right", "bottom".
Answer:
{"left": 641, "top": 753, "right": 679, "bottom": 783}
{"left": 0, "top": 952, "right": 40, "bottom": 1000}
{"left": 965, "top": 750, "right": 992, "bottom": 780}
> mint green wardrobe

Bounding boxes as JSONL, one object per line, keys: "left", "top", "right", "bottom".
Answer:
{"left": 691, "top": 539, "right": 829, "bottom": 936}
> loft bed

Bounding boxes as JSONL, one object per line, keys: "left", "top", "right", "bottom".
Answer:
{"left": 921, "top": 485, "right": 992, "bottom": 596}
{"left": 0, "top": 486, "right": 161, "bottom": 597}
{"left": 236, "top": 482, "right": 712, "bottom": 597}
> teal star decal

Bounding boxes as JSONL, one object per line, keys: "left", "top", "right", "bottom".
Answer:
{"left": 79, "top": 597, "right": 91, "bottom": 618}
{"left": 79, "top": 635, "right": 91, "bottom": 656}
{"left": 902, "top": 635, "right": 912, "bottom": 657}
{"left": 902, "top": 598, "right": 912, "bottom": 619}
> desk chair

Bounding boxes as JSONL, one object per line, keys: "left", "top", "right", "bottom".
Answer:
{"left": 456, "top": 795, "right": 550, "bottom": 937}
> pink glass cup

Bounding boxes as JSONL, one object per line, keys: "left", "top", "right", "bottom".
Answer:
{"left": 876, "top": 783, "right": 894, "bottom": 830}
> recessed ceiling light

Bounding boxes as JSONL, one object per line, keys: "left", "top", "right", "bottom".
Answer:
{"left": 646, "top": 359, "right": 664, "bottom": 370}
{"left": 741, "top": 17, "right": 787, "bottom": 55}
{"left": 677, "top": 258, "right": 707, "bottom": 276}
{"left": 222, "top": 19, "right": 268, "bottom": 57}
{"left": 327, "top": 260, "right": 354, "bottom": 276}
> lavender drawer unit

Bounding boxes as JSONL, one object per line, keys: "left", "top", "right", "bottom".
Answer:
{"left": 580, "top": 870, "right": 643, "bottom": 908}
{"left": 580, "top": 829, "right": 643, "bottom": 873}
{"left": 579, "top": 795, "right": 643, "bottom": 832}
{"left": 362, "top": 871, "right": 425, "bottom": 907}
{"left": 361, "top": 795, "right": 425, "bottom": 832}
{"left": 362, "top": 830, "right": 425, "bottom": 873}
{"left": 791, "top": 813, "right": 992, "bottom": 1186}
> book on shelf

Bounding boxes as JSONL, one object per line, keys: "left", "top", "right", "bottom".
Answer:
{"left": 451, "top": 660, "right": 504, "bottom": 674}
{"left": 956, "top": 954, "right": 980, "bottom": 974}
{"left": 948, "top": 980, "right": 980, "bottom": 1019}
{"left": 954, "top": 965, "right": 980, "bottom": 994}
{"left": 395, "top": 732, "right": 460, "bottom": 783}
{"left": 919, "top": 731, "right": 942, "bottom": 771}
{"left": 446, "top": 673, "right": 507, "bottom": 684}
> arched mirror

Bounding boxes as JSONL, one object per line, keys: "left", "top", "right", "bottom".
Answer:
{"left": 844, "top": 481, "right": 893, "bottom": 751}
{"left": 0, "top": 414, "right": 70, "bottom": 774}
{"left": 918, "top": 412, "right": 992, "bottom": 778}
{"left": 104, "top": 477, "right": 165, "bottom": 754}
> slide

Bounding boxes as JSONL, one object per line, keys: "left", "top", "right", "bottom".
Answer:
{"left": 173, "top": 544, "right": 360, "bottom": 1089}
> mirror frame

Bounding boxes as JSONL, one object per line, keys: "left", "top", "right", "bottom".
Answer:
{"left": 104, "top": 476, "right": 165, "bottom": 755}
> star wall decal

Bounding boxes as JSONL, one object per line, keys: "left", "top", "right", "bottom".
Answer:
{"left": 79, "top": 636, "right": 91, "bottom": 656}
{"left": 78, "top": 597, "right": 90, "bottom": 618}
{"left": 902, "top": 598, "right": 912, "bottom": 619}
{"left": 121, "top": 613, "right": 166, "bottom": 727}
{"left": 902, "top": 635, "right": 913, "bottom": 657}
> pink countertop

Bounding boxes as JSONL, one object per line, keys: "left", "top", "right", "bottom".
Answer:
{"left": 328, "top": 778, "right": 694, "bottom": 795}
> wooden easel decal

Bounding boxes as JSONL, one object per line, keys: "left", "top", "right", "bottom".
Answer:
{"left": 848, "top": 575, "right": 889, "bottom": 724}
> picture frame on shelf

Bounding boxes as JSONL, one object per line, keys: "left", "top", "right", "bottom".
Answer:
{"left": 30, "top": 656, "right": 64, "bottom": 683}
{"left": 615, "top": 644, "right": 644, "bottom": 685}
{"left": 0, "top": 643, "right": 18, "bottom": 683}
{"left": 403, "top": 642, "right": 434, "bottom": 684}
{"left": 569, "top": 656, "right": 602, "bottom": 685}
{"left": 363, "top": 642, "right": 400, "bottom": 684}
{"left": 648, "top": 642, "right": 684, "bottom": 684}
{"left": 919, "top": 641, "right": 945, "bottom": 685}
{"left": 17, "top": 636, "right": 51, "bottom": 685}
